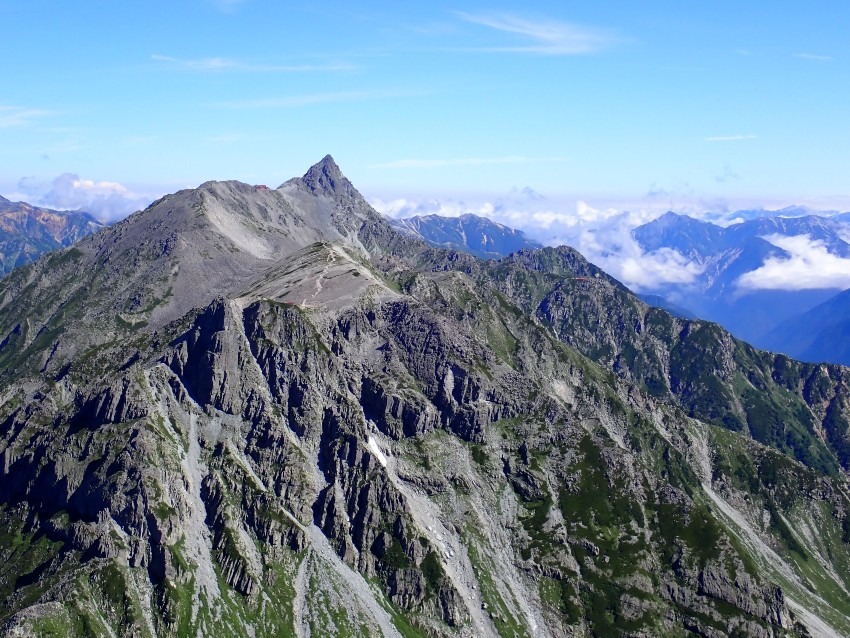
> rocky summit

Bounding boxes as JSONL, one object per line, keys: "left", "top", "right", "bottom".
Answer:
{"left": 1, "top": 157, "right": 850, "bottom": 638}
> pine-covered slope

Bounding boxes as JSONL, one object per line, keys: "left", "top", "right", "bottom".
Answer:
{"left": 0, "top": 158, "right": 849, "bottom": 637}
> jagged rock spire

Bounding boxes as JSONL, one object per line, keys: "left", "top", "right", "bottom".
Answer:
{"left": 301, "top": 154, "right": 348, "bottom": 197}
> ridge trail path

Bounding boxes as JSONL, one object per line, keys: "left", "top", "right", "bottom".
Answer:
{"left": 302, "top": 248, "right": 338, "bottom": 309}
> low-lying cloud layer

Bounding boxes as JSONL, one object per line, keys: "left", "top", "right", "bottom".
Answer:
{"left": 371, "top": 191, "right": 850, "bottom": 294}
{"left": 371, "top": 191, "right": 706, "bottom": 291}
{"left": 737, "top": 234, "right": 850, "bottom": 291}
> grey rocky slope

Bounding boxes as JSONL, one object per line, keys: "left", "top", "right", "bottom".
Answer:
{"left": 0, "top": 157, "right": 850, "bottom": 637}
{"left": 0, "top": 197, "right": 104, "bottom": 276}
{"left": 389, "top": 213, "right": 542, "bottom": 259}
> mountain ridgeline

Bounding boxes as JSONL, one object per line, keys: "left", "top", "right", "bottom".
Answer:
{"left": 1, "top": 156, "right": 850, "bottom": 637}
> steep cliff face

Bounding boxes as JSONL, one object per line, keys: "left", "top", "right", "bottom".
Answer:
{"left": 0, "top": 158, "right": 849, "bottom": 638}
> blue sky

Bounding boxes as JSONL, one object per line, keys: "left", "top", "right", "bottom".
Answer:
{"left": 1, "top": 0, "right": 849, "bottom": 220}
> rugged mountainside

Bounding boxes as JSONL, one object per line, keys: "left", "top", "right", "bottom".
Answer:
{"left": 0, "top": 198, "right": 104, "bottom": 276}
{"left": 390, "top": 213, "right": 541, "bottom": 259}
{"left": 631, "top": 212, "right": 848, "bottom": 346}
{"left": 0, "top": 157, "right": 850, "bottom": 637}
{"left": 762, "top": 288, "right": 850, "bottom": 366}
{"left": 635, "top": 294, "right": 696, "bottom": 319}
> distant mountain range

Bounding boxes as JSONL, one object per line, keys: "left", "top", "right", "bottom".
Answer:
{"left": 390, "top": 212, "right": 541, "bottom": 258}
{"left": 703, "top": 204, "right": 844, "bottom": 224}
{"left": 0, "top": 195, "right": 104, "bottom": 275}
{"left": 632, "top": 211, "right": 850, "bottom": 347}
{"left": 5, "top": 187, "right": 850, "bottom": 370}
{"left": 401, "top": 207, "right": 850, "bottom": 367}
{"left": 761, "top": 288, "right": 850, "bottom": 365}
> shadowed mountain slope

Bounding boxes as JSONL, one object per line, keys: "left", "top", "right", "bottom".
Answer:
{"left": 762, "top": 288, "right": 850, "bottom": 366}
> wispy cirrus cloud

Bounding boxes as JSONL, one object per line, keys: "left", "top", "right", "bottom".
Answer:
{"left": 0, "top": 105, "right": 53, "bottom": 128}
{"left": 794, "top": 53, "right": 833, "bottom": 62}
{"left": 216, "top": 89, "right": 425, "bottom": 109}
{"left": 455, "top": 12, "right": 616, "bottom": 55}
{"left": 371, "top": 156, "right": 568, "bottom": 169}
{"left": 705, "top": 134, "right": 757, "bottom": 142}
{"left": 205, "top": 133, "right": 246, "bottom": 144}
{"left": 151, "top": 54, "right": 355, "bottom": 73}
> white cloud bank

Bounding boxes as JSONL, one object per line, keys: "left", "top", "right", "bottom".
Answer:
{"left": 16, "top": 174, "right": 157, "bottom": 222}
{"left": 371, "top": 191, "right": 705, "bottom": 291}
{"left": 736, "top": 234, "right": 850, "bottom": 291}
{"left": 372, "top": 192, "right": 850, "bottom": 294}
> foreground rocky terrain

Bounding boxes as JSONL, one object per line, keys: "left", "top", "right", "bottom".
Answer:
{"left": 0, "top": 157, "right": 849, "bottom": 637}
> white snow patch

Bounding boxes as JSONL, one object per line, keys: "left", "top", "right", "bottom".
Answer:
{"left": 367, "top": 436, "right": 388, "bottom": 468}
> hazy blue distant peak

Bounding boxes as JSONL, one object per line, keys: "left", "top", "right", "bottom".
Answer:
{"left": 390, "top": 212, "right": 541, "bottom": 258}
{"left": 636, "top": 210, "right": 850, "bottom": 258}
{"left": 705, "top": 204, "right": 847, "bottom": 224}
{"left": 632, "top": 212, "right": 729, "bottom": 259}
{"left": 762, "top": 287, "right": 850, "bottom": 366}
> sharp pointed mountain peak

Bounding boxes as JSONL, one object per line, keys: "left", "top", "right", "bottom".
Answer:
{"left": 301, "top": 153, "right": 347, "bottom": 193}
{"left": 656, "top": 211, "right": 691, "bottom": 223}
{"left": 279, "top": 154, "right": 357, "bottom": 199}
